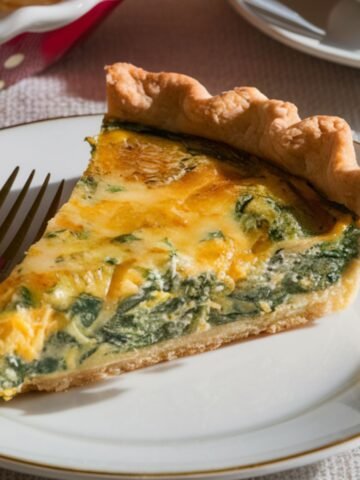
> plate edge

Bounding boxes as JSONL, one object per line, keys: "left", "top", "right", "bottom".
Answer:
{"left": 0, "top": 420, "right": 360, "bottom": 477}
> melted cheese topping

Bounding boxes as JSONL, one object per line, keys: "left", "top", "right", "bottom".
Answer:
{"left": 0, "top": 126, "right": 354, "bottom": 376}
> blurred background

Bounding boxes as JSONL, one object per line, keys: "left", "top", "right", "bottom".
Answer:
{"left": 0, "top": 0, "right": 359, "bottom": 132}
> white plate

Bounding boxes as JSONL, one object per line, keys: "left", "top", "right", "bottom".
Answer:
{"left": 229, "top": 0, "right": 360, "bottom": 69}
{"left": 1, "top": 116, "right": 360, "bottom": 480}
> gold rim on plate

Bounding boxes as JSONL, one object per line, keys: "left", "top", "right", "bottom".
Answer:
{"left": 0, "top": 432, "right": 359, "bottom": 478}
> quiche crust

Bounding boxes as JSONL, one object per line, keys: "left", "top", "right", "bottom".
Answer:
{"left": 106, "top": 63, "right": 360, "bottom": 216}
{"left": 22, "top": 260, "right": 360, "bottom": 395}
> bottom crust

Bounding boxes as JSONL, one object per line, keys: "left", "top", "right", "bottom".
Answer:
{"left": 22, "top": 262, "right": 360, "bottom": 395}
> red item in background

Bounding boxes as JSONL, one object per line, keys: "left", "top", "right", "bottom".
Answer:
{"left": 0, "top": 0, "right": 121, "bottom": 89}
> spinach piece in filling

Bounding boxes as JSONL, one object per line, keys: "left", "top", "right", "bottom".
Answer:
{"left": 0, "top": 355, "right": 26, "bottom": 390}
{"left": 280, "top": 225, "right": 360, "bottom": 293}
{"left": 235, "top": 193, "right": 307, "bottom": 241}
{"left": 69, "top": 293, "right": 103, "bottom": 327}
{"left": 112, "top": 233, "right": 141, "bottom": 244}
{"left": 0, "top": 354, "right": 65, "bottom": 391}
{"left": 209, "top": 226, "right": 360, "bottom": 325}
{"left": 98, "top": 272, "right": 220, "bottom": 351}
{"left": 201, "top": 230, "right": 225, "bottom": 242}
{"left": 78, "top": 175, "right": 98, "bottom": 195}
{"left": 47, "top": 331, "right": 78, "bottom": 347}
{"left": 10, "top": 286, "right": 35, "bottom": 309}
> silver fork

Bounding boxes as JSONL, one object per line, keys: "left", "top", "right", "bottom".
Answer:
{"left": 0, "top": 167, "right": 64, "bottom": 281}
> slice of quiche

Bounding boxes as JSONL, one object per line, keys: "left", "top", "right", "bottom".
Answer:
{"left": 0, "top": 64, "right": 360, "bottom": 400}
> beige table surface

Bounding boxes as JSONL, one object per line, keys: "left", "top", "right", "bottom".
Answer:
{"left": 1, "top": 0, "right": 360, "bottom": 479}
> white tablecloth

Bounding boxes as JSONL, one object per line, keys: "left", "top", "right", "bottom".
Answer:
{"left": 1, "top": 0, "right": 360, "bottom": 478}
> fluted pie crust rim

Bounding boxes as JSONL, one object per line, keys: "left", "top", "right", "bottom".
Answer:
{"left": 106, "top": 63, "right": 360, "bottom": 216}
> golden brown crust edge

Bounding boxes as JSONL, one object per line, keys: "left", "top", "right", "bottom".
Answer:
{"left": 106, "top": 63, "right": 360, "bottom": 216}
{"left": 22, "top": 263, "right": 360, "bottom": 395}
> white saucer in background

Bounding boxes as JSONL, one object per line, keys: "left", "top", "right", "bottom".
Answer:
{"left": 229, "top": 0, "right": 360, "bottom": 69}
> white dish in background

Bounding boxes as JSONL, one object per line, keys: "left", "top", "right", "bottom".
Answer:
{"left": 1, "top": 116, "right": 360, "bottom": 479}
{"left": 0, "top": 0, "right": 105, "bottom": 44}
{"left": 229, "top": 0, "right": 360, "bottom": 69}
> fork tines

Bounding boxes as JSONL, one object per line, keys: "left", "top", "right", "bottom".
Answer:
{"left": 0, "top": 167, "right": 64, "bottom": 281}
